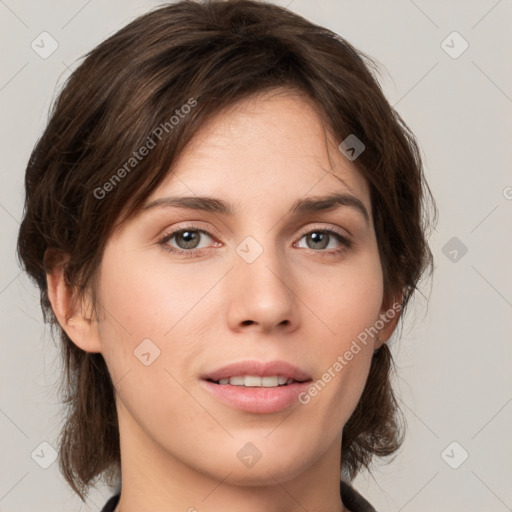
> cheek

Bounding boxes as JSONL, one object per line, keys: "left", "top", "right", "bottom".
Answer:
{"left": 97, "top": 250, "right": 219, "bottom": 341}
{"left": 299, "top": 249, "right": 383, "bottom": 418}
{"left": 95, "top": 252, "right": 212, "bottom": 422}
{"left": 95, "top": 248, "right": 224, "bottom": 390}
{"left": 310, "top": 248, "right": 384, "bottom": 343}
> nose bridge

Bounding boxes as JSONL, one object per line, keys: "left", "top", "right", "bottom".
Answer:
{"left": 228, "top": 233, "right": 299, "bottom": 331}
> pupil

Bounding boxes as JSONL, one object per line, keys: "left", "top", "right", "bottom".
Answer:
{"left": 309, "top": 232, "right": 327, "bottom": 249}
{"left": 178, "top": 230, "right": 199, "bottom": 248}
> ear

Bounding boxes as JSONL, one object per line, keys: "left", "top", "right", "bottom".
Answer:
{"left": 374, "top": 290, "right": 404, "bottom": 350}
{"left": 45, "top": 250, "right": 102, "bottom": 353}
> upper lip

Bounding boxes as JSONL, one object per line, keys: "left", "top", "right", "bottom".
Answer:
{"left": 201, "top": 360, "right": 312, "bottom": 382}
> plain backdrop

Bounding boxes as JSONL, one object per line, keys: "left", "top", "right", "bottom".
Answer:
{"left": 1, "top": 1, "right": 511, "bottom": 511}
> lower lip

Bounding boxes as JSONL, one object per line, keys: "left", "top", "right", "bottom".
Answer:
{"left": 201, "top": 379, "right": 312, "bottom": 414}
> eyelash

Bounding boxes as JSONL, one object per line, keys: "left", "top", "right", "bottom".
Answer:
{"left": 158, "top": 223, "right": 353, "bottom": 259}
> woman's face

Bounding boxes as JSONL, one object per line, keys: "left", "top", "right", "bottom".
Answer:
{"left": 89, "top": 91, "right": 395, "bottom": 488}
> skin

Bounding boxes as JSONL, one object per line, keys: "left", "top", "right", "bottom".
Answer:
{"left": 47, "top": 89, "right": 400, "bottom": 512}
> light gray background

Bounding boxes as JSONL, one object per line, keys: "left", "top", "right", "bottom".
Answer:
{"left": 1, "top": 1, "right": 511, "bottom": 511}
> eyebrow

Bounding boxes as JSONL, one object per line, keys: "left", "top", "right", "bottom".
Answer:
{"left": 143, "top": 192, "right": 370, "bottom": 224}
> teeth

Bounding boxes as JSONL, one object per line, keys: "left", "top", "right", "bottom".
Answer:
{"left": 216, "top": 375, "right": 294, "bottom": 387}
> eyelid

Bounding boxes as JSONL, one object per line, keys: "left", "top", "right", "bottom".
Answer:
{"left": 159, "top": 222, "right": 350, "bottom": 244}
{"left": 158, "top": 221, "right": 218, "bottom": 239}
{"left": 158, "top": 222, "right": 219, "bottom": 247}
{"left": 295, "top": 223, "right": 350, "bottom": 240}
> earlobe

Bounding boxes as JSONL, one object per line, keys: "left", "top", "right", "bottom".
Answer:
{"left": 375, "top": 291, "right": 404, "bottom": 348}
{"left": 45, "top": 253, "right": 102, "bottom": 354}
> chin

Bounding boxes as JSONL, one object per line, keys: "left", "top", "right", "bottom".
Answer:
{"left": 219, "top": 457, "right": 309, "bottom": 487}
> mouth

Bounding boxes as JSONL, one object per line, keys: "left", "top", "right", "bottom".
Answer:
{"left": 200, "top": 359, "right": 312, "bottom": 384}
{"left": 200, "top": 378, "right": 313, "bottom": 414}
{"left": 204, "top": 375, "right": 310, "bottom": 387}
{"left": 200, "top": 360, "right": 313, "bottom": 414}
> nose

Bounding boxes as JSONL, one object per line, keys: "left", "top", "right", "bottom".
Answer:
{"left": 226, "top": 242, "right": 300, "bottom": 334}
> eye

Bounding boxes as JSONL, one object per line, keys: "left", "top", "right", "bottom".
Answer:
{"left": 295, "top": 228, "right": 352, "bottom": 255}
{"left": 159, "top": 225, "right": 218, "bottom": 257}
{"left": 158, "top": 225, "right": 352, "bottom": 258}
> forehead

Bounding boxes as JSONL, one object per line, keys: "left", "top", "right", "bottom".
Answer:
{"left": 148, "top": 90, "right": 371, "bottom": 216}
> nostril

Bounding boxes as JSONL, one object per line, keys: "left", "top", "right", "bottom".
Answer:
{"left": 241, "top": 320, "right": 254, "bottom": 326}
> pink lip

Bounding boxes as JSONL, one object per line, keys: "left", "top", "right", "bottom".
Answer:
{"left": 200, "top": 360, "right": 313, "bottom": 414}
{"left": 200, "top": 360, "right": 312, "bottom": 382}
{"left": 200, "top": 380, "right": 312, "bottom": 414}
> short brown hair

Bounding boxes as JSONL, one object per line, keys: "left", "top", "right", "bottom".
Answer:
{"left": 16, "top": 0, "right": 436, "bottom": 500}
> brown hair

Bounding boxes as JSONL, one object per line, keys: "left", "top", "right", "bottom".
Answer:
{"left": 16, "top": 0, "right": 436, "bottom": 500}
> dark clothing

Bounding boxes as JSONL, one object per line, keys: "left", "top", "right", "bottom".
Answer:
{"left": 100, "top": 493, "right": 119, "bottom": 512}
{"left": 100, "top": 480, "right": 376, "bottom": 512}
{"left": 340, "top": 480, "right": 377, "bottom": 512}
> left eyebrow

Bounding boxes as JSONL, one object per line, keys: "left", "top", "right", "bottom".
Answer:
{"left": 142, "top": 192, "right": 370, "bottom": 225}
{"left": 290, "top": 193, "right": 370, "bottom": 224}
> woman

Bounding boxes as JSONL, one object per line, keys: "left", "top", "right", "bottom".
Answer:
{"left": 16, "top": 1, "right": 436, "bottom": 511}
